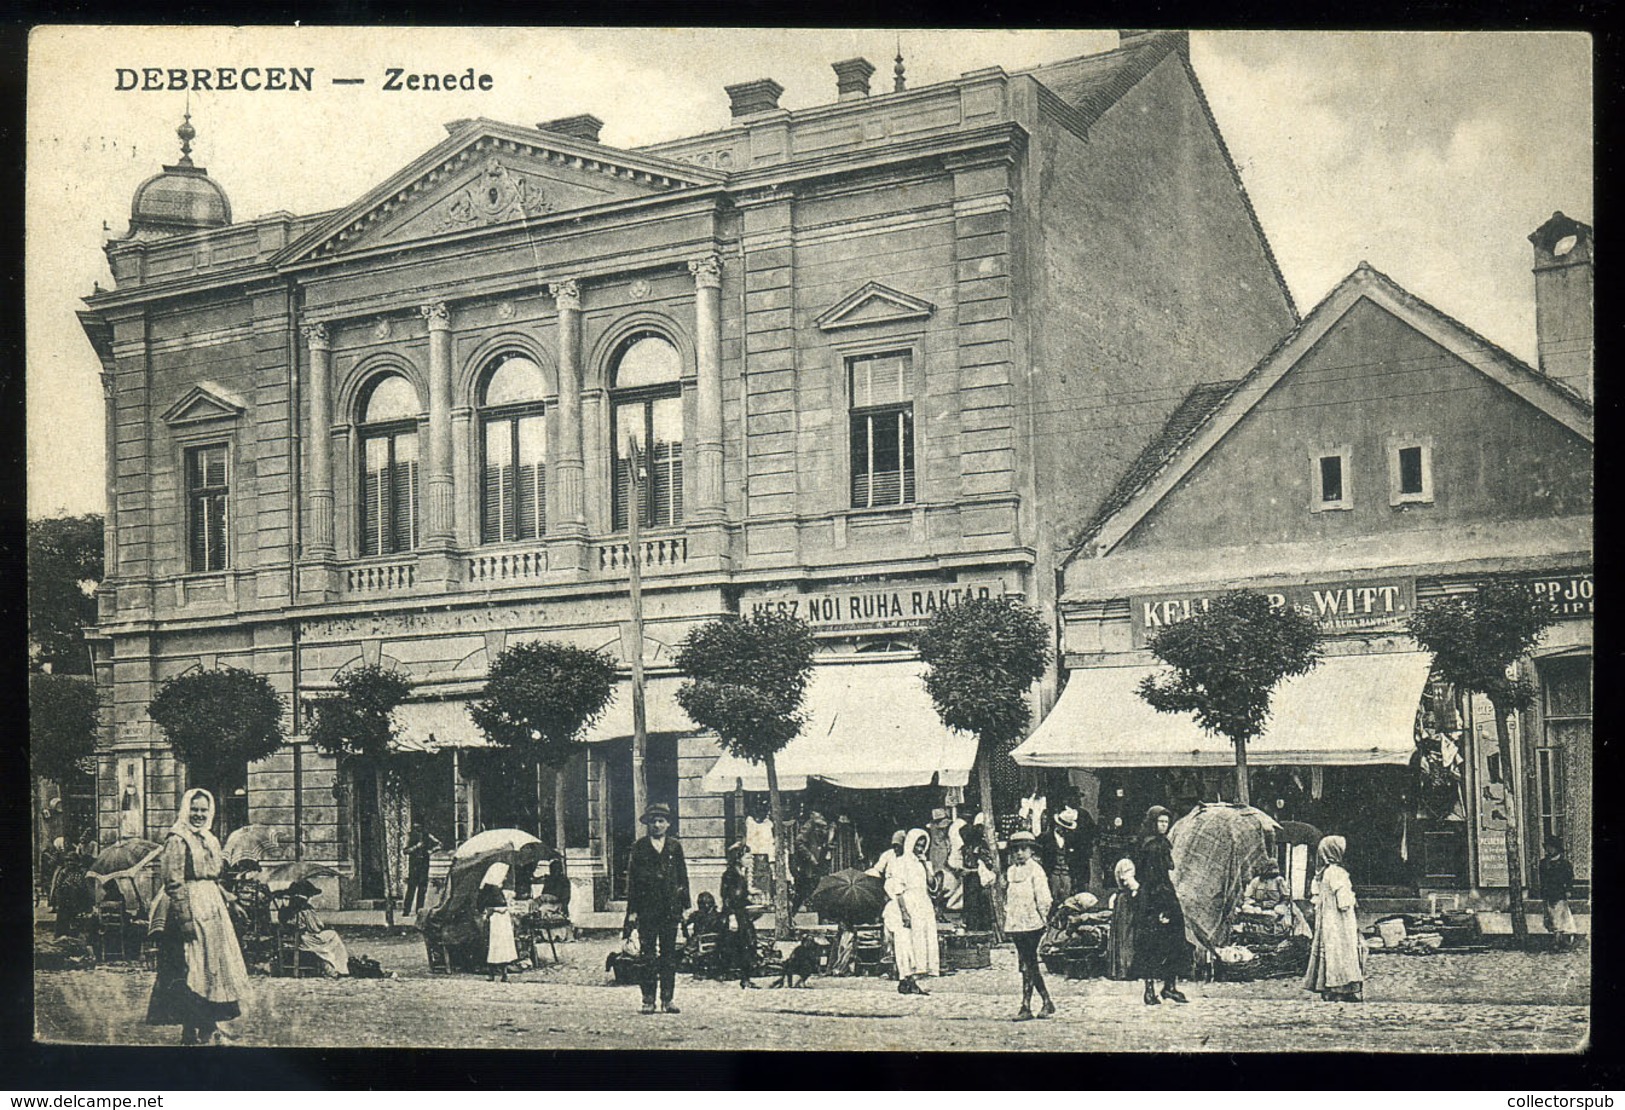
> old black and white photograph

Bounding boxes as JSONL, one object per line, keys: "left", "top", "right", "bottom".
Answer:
{"left": 25, "top": 26, "right": 1592, "bottom": 1056}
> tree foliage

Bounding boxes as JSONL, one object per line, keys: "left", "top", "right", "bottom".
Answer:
{"left": 1406, "top": 580, "right": 1556, "bottom": 713}
{"left": 28, "top": 514, "right": 104, "bottom": 674}
{"left": 673, "top": 610, "right": 817, "bottom": 763}
{"left": 308, "top": 665, "right": 413, "bottom": 763}
{"left": 1139, "top": 590, "right": 1322, "bottom": 748}
{"left": 471, "top": 641, "right": 618, "bottom": 768}
{"left": 147, "top": 667, "right": 287, "bottom": 786}
{"left": 31, "top": 673, "right": 99, "bottom": 781}
{"left": 914, "top": 595, "right": 1050, "bottom": 753}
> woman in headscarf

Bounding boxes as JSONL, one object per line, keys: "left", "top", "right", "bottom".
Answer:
{"left": 1130, "top": 805, "right": 1189, "bottom": 1006}
{"left": 882, "top": 828, "right": 939, "bottom": 995}
{"left": 477, "top": 861, "right": 517, "bottom": 982}
{"left": 1107, "top": 857, "right": 1139, "bottom": 981}
{"left": 956, "top": 821, "right": 995, "bottom": 932}
{"left": 1303, "top": 835, "right": 1365, "bottom": 1002}
{"left": 145, "top": 788, "right": 252, "bottom": 1045}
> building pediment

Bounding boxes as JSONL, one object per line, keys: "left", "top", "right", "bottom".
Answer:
{"left": 162, "top": 381, "right": 247, "bottom": 426}
{"left": 814, "top": 281, "right": 936, "bottom": 332}
{"left": 277, "top": 119, "right": 724, "bottom": 264}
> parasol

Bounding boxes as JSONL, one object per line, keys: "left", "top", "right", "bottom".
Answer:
{"left": 261, "top": 860, "right": 341, "bottom": 891}
{"left": 808, "top": 868, "right": 888, "bottom": 924}
{"left": 87, "top": 839, "right": 161, "bottom": 878}
{"left": 223, "top": 824, "right": 281, "bottom": 863}
{"left": 453, "top": 828, "right": 543, "bottom": 860}
{"left": 1276, "top": 821, "right": 1324, "bottom": 846}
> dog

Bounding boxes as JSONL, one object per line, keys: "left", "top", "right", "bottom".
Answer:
{"left": 768, "top": 937, "right": 826, "bottom": 989}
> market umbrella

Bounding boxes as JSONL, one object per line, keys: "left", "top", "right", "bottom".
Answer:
{"left": 808, "top": 868, "right": 887, "bottom": 924}
{"left": 1276, "top": 821, "right": 1324, "bottom": 846}
{"left": 453, "top": 828, "right": 543, "bottom": 860}
{"left": 223, "top": 824, "right": 281, "bottom": 864}
{"left": 261, "top": 861, "right": 340, "bottom": 891}
{"left": 87, "top": 839, "right": 161, "bottom": 878}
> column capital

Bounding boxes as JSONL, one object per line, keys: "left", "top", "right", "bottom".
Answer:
{"left": 300, "top": 321, "right": 330, "bottom": 348}
{"left": 549, "top": 279, "right": 582, "bottom": 312}
{"left": 419, "top": 302, "right": 451, "bottom": 329}
{"left": 687, "top": 254, "right": 723, "bottom": 289}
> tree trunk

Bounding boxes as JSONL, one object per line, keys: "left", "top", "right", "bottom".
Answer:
{"left": 376, "top": 768, "right": 395, "bottom": 927}
{"left": 1492, "top": 701, "right": 1529, "bottom": 943}
{"left": 765, "top": 752, "right": 794, "bottom": 940}
{"left": 554, "top": 765, "right": 569, "bottom": 882}
{"left": 1233, "top": 738, "right": 1252, "bottom": 807}
{"left": 976, "top": 746, "right": 1006, "bottom": 941}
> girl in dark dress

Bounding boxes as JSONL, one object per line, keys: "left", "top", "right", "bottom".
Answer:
{"left": 958, "top": 823, "right": 995, "bottom": 932}
{"left": 1130, "top": 805, "right": 1189, "bottom": 1006}
{"left": 721, "top": 842, "right": 760, "bottom": 988}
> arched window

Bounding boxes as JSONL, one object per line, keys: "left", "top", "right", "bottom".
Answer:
{"left": 610, "top": 334, "right": 683, "bottom": 530}
{"left": 358, "top": 374, "right": 420, "bottom": 556}
{"left": 479, "top": 354, "right": 548, "bottom": 544}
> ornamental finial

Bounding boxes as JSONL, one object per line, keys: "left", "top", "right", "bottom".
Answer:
{"left": 176, "top": 110, "right": 196, "bottom": 166}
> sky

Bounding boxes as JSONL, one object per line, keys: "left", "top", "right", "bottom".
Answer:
{"left": 25, "top": 28, "right": 1592, "bottom": 518}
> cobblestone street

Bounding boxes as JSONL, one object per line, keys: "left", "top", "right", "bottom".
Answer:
{"left": 35, "top": 931, "right": 1589, "bottom": 1053}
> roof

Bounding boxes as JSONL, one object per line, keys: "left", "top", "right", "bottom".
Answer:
{"left": 1019, "top": 31, "right": 1188, "bottom": 131}
{"left": 1064, "top": 262, "right": 1595, "bottom": 563}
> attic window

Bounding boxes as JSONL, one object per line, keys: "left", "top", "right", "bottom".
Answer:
{"left": 1310, "top": 447, "right": 1352, "bottom": 513}
{"left": 1388, "top": 436, "right": 1434, "bottom": 506}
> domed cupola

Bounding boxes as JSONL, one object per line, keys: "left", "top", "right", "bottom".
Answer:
{"left": 126, "top": 113, "right": 232, "bottom": 238}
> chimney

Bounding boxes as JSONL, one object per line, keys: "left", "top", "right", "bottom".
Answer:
{"left": 832, "top": 58, "right": 876, "bottom": 102}
{"left": 1528, "top": 211, "right": 1594, "bottom": 401}
{"left": 537, "top": 114, "right": 604, "bottom": 143}
{"left": 725, "top": 78, "right": 785, "bottom": 120}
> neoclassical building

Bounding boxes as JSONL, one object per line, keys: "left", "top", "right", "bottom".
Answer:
{"left": 80, "top": 32, "right": 1298, "bottom": 908}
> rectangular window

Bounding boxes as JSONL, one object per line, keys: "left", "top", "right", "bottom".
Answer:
{"left": 612, "top": 395, "right": 683, "bottom": 531}
{"left": 1310, "top": 446, "right": 1352, "bottom": 512}
{"left": 848, "top": 351, "right": 916, "bottom": 509}
{"left": 361, "top": 428, "right": 418, "bottom": 556}
{"left": 185, "top": 444, "right": 229, "bottom": 572}
{"left": 481, "top": 412, "right": 546, "bottom": 544}
{"left": 1388, "top": 436, "right": 1434, "bottom": 505}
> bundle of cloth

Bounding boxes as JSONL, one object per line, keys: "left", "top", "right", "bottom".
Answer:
{"left": 1039, "top": 891, "right": 1113, "bottom": 967}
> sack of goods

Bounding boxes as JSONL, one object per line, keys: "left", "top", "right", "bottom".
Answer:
{"left": 1039, "top": 901, "right": 1114, "bottom": 980}
{"left": 1211, "top": 935, "right": 1311, "bottom": 982}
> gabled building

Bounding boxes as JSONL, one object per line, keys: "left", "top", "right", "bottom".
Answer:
{"left": 77, "top": 31, "right": 1297, "bottom": 909}
{"left": 1018, "top": 224, "right": 1593, "bottom": 905}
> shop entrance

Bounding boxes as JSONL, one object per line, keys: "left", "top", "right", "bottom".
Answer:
{"left": 605, "top": 735, "right": 678, "bottom": 900}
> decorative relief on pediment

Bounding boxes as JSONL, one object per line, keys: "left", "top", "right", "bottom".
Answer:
{"left": 437, "top": 156, "right": 555, "bottom": 230}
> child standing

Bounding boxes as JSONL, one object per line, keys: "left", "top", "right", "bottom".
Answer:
{"left": 1540, "top": 835, "right": 1579, "bottom": 951}
{"left": 1003, "top": 830, "right": 1055, "bottom": 1021}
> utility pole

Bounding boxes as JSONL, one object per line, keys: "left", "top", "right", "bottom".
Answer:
{"left": 627, "top": 436, "right": 649, "bottom": 824}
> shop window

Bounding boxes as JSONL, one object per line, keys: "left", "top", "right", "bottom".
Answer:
{"left": 848, "top": 350, "right": 915, "bottom": 509}
{"left": 479, "top": 355, "right": 548, "bottom": 544}
{"left": 185, "top": 444, "right": 229, "bottom": 572}
{"left": 1388, "top": 436, "right": 1434, "bottom": 506}
{"left": 610, "top": 335, "right": 684, "bottom": 531}
{"left": 1538, "top": 656, "right": 1591, "bottom": 845}
{"left": 357, "top": 375, "right": 420, "bottom": 557}
{"left": 1311, "top": 446, "right": 1351, "bottom": 512}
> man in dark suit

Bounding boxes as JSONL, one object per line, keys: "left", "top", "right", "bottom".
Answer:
{"left": 624, "top": 802, "right": 691, "bottom": 1014}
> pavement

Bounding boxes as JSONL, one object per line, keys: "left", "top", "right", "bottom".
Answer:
{"left": 34, "top": 927, "right": 1590, "bottom": 1053}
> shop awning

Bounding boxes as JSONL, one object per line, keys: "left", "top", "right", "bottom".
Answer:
{"left": 390, "top": 678, "right": 693, "bottom": 753}
{"left": 700, "top": 661, "right": 976, "bottom": 792}
{"left": 1011, "top": 651, "right": 1433, "bottom": 769}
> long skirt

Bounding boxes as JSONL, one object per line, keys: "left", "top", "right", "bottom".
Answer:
{"left": 1131, "top": 894, "right": 1188, "bottom": 980}
{"left": 485, "top": 908, "right": 518, "bottom": 965}
{"left": 146, "top": 928, "right": 242, "bottom": 1027}
{"left": 961, "top": 871, "right": 993, "bottom": 932}
{"left": 299, "top": 929, "right": 351, "bottom": 976}
{"left": 1107, "top": 895, "right": 1137, "bottom": 980}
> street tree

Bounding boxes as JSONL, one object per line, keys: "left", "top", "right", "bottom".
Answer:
{"left": 470, "top": 641, "right": 618, "bottom": 878}
{"left": 915, "top": 595, "right": 1050, "bottom": 914}
{"left": 675, "top": 610, "right": 815, "bottom": 939}
{"left": 308, "top": 664, "right": 413, "bottom": 924}
{"left": 147, "top": 667, "right": 287, "bottom": 798}
{"left": 31, "top": 673, "right": 99, "bottom": 783}
{"left": 1408, "top": 579, "right": 1557, "bottom": 944}
{"left": 28, "top": 513, "right": 104, "bottom": 674}
{"left": 1138, "top": 589, "right": 1322, "bottom": 806}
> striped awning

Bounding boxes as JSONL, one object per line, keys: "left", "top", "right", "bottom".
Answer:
{"left": 1012, "top": 651, "right": 1433, "bottom": 769}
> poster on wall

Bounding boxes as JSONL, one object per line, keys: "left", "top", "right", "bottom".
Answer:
{"left": 116, "top": 754, "right": 145, "bottom": 841}
{"left": 1470, "top": 692, "right": 1519, "bottom": 888}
